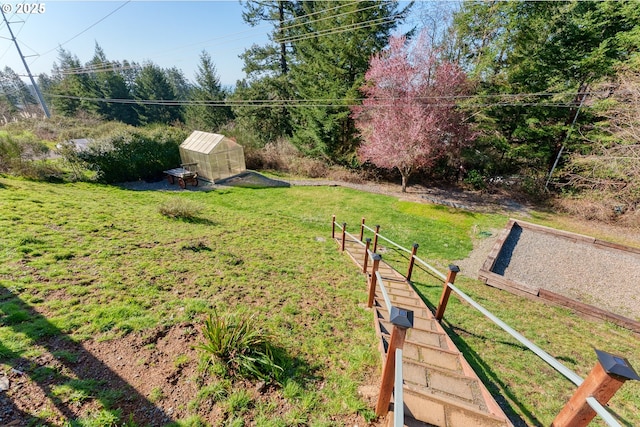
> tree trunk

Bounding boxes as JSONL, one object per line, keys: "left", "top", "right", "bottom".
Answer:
{"left": 400, "top": 171, "right": 408, "bottom": 193}
{"left": 278, "top": 1, "right": 288, "bottom": 75}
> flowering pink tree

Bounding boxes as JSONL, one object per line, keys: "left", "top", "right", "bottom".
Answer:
{"left": 353, "top": 32, "right": 473, "bottom": 192}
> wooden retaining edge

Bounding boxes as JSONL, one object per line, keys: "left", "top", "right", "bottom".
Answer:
{"left": 478, "top": 270, "right": 540, "bottom": 297}
{"left": 480, "top": 219, "right": 516, "bottom": 274}
{"left": 513, "top": 219, "right": 596, "bottom": 244}
{"left": 480, "top": 219, "right": 640, "bottom": 335}
{"left": 538, "top": 289, "right": 640, "bottom": 334}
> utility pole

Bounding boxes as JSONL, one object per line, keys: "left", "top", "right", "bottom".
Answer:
{"left": 1, "top": 8, "right": 51, "bottom": 118}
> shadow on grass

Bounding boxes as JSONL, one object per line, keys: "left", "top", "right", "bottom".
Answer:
{"left": 175, "top": 216, "right": 217, "bottom": 226}
{"left": 439, "top": 320, "right": 540, "bottom": 427}
{"left": 0, "top": 284, "right": 171, "bottom": 426}
{"left": 409, "top": 279, "right": 534, "bottom": 427}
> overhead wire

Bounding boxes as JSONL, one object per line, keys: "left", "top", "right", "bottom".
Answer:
{"left": 42, "top": 92, "right": 599, "bottom": 109}
{"left": 53, "top": 2, "right": 392, "bottom": 76}
{"left": 35, "top": 1, "right": 131, "bottom": 60}
{"left": 274, "top": 14, "right": 403, "bottom": 44}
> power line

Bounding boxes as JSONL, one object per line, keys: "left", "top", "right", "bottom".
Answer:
{"left": 35, "top": 1, "right": 131, "bottom": 60}
{"left": 43, "top": 93, "right": 596, "bottom": 109}
{"left": 1, "top": 7, "right": 49, "bottom": 117}
{"left": 53, "top": 2, "right": 392, "bottom": 76}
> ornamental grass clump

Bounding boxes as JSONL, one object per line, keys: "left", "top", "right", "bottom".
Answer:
{"left": 197, "top": 310, "right": 284, "bottom": 382}
{"left": 158, "top": 197, "right": 204, "bottom": 220}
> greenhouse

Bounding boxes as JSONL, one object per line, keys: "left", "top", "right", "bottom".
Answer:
{"left": 179, "top": 131, "right": 246, "bottom": 182}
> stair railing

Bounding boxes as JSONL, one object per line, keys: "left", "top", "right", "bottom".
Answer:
{"left": 333, "top": 215, "right": 638, "bottom": 427}
{"left": 393, "top": 348, "right": 404, "bottom": 427}
{"left": 370, "top": 267, "right": 414, "bottom": 419}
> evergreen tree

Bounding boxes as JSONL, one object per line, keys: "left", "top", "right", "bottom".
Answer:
{"left": 452, "top": 1, "right": 640, "bottom": 175}
{"left": 185, "top": 51, "right": 232, "bottom": 132}
{"left": 86, "top": 43, "right": 137, "bottom": 124}
{"left": 0, "top": 66, "right": 37, "bottom": 109}
{"left": 133, "top": 63, "right": 181, "bottom": 125}
{"left": 49, "top": 49, "right": 91, "bottom": 116}
{"left": 289, "top": 0, "right": 411, "bottom": 162}
{"left": 235, "top": 1, "right": 300, "bottom": 144}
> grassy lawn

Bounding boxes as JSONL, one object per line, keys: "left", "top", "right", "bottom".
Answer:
{"left": 0, "top": 176, "right": 638, "bottom": 426}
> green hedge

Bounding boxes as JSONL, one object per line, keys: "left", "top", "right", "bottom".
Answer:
{"left": 79, "top": 125, "right": 188, "bottom": 183}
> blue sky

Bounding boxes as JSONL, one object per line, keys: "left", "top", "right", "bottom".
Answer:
{"left": 1, "top": 1, "right": 419, "bottom": 87}
{"left": 1, "top": 1, "right": 271, "bottom": 87}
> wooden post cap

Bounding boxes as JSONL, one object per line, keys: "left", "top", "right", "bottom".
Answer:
{"left": 595, "top": 349, "right": 640, "bottom": 380}
{"left": 448, "top": 264, "right": 460, "bottom": 273}
{"left": 372, "top": 253, "right": 382, "bottom": 261}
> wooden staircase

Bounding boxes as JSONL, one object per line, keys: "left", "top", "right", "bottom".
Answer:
{"left": 338, "top": 236, "right": 513, "bottom": 427}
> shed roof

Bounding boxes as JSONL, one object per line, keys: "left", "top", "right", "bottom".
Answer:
{"left": 180, "top": 131, "right": 239, "bottom": 155}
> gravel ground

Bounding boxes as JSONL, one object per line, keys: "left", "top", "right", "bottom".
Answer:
{"left": 455, "top": 226, "right": 640, "bottom": 322}
{"left": 494, "top": 226, "right": 640, "bottom": 321}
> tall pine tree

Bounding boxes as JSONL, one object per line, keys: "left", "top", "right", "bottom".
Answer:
{"left": 289, "top": 0, "right": 411, "bottom": 163}
{"left": 185, "top": 51, "right": 232, "bottom": 132}
{"left": 133, "top": 63, "right": 181, "bottom": 125}
{"left": 234, "top": 1, "right": 300, "bottom": 144}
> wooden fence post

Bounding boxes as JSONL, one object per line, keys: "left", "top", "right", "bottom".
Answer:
{"left": 552, "top": 350, "right": 639, "bottom": 427}
{"left": 331, "top": 214, "right": 336, "bottom": 239}
{"left": 406, "top": 243, "right": 419, "bottom": 281}
{"left": 435, "top": 265, "right": 460, "bottom": 321}
{"left": 373, "top": 225, "right": 380, "bottom": 253}
{"left": 341, "top": 223, "right": 347, "bottom": 252}
{"left": 376, "top": 307, "right": 414, "bottom": 417}
{"left": 359, "top": 217, "right": 365, "bottom": 242}
{"left": 367, "top": 254, "right": 382, "bottom": 308}
{"left": 362, "top": 238, "right": 371, "bottom": 273}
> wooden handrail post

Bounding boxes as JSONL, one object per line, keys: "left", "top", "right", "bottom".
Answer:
{"left": 367, "top": 254, "right": 382, "bottom": 308}
{"left": 375, "top": 307, "right": 414, "bottom": 417}
{"left": 373, "top": 225, "right": 380, "bottom": 253}
{"left": 552, "top": 349, "right": 639, "bottom": 427}
{"left": 362, "top": 238, "right": 371, "bottom": 273}
{"left": 359, "top": 217, "right": 365, "bottom": 242}
{"left": 331, "top": 214, "right": 336, "bottom": 239}
{"left": 435, "top": 265, "right": 460, "bottom": 321}
{"left": 341, "top": 223, "right": 347, "bottom": 252}
{"left": 406, "top": 243, "right": 419, "bottom": 281}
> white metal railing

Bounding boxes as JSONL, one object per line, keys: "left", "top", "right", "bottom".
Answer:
{"left": 337, "top": 217, "right": 624, "bottom": 427}
{"left": 413, "top": 254, "right": 447, "bottom": 281}
{"left": 394, "top": 348, "right": 404, "bottom": 427}
{"left": 362, "top": 223, "right": 413, "bottom": 255}
{"left": 375, "top": 270, "right": 393, "bottom": 313}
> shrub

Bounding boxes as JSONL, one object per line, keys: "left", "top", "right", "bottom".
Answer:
{"left": 464, "top": 169, "right": 486, "bottom": 190}
{"left": 0, "top": 131, "right": 49, "bottom": 171}
{"left": 158, "top": 198, "right": 204, "bottom": 220}
{"left": 197, "top": 309, "right": 283, "bottom": 382}
{"left": 78, "top": 125, "right": 187, "bottom": 183}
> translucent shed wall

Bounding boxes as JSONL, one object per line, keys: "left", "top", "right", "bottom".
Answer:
{"left": 179, "top": 145, "right": 245, "bottom": 182}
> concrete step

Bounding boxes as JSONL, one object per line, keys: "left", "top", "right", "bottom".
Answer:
{"left": 402, "top": 359, "right": 484, "bottom": 407}
{"left": 381, "top": 337, "right": 462, "bottom": 372}
{"left": 386, "top": 410, "right": 435, "bottom": 427}
{"left": 378, "top": 318, "right": 447, "bottom": 349}
{"left": 403, "top": 385, "right": 511, "bottom": 427}
{"left": 374, "top": 302, "right": 435, "bottom": 326}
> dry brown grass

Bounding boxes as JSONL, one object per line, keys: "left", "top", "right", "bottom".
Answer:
{"left": 553, "top": 193, "right": 640, "bottom": 228}
{"left": 244, "top": 139, "right": 329, "bottom": 178}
